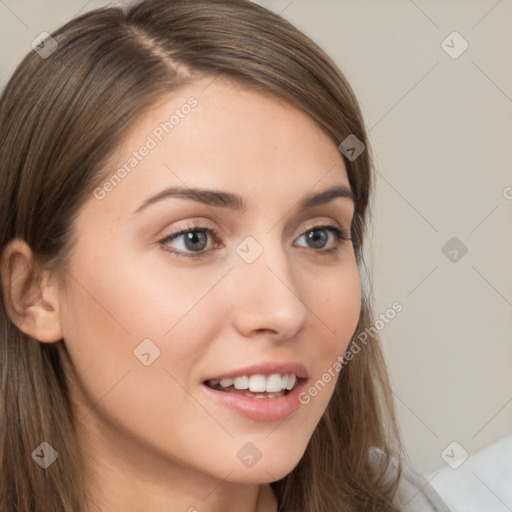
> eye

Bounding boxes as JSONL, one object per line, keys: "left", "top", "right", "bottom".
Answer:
{"left": 159, "top": 224, "right": 221, "bottom": 259}
{"left": 294, "top": 224, "right": 351, "bottom": 253}
{"left": 159, "top": 223, "right": 351, "bottom": 259}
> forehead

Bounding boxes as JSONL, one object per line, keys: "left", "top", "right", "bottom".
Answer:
{"left": 88, "top": 76, "right": 351, "bottom": 217}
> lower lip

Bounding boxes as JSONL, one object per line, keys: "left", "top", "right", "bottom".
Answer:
{"left": 201, "top": 380, "right": 307, "bottom": 422}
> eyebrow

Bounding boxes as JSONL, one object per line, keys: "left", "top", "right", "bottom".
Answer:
{"left": 133, "top": 183, "right": 355, "bottom": 214}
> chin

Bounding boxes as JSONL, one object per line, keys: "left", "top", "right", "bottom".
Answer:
{"left": 224, "top": 443, "right": 308, "bottom": 485}
{"left": 225, "top": 465, "right": 297, "bottom": 485}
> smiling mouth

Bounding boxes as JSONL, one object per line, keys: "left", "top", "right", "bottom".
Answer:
{"left": 204, "top": 373, "right": 299, "bottom": 399}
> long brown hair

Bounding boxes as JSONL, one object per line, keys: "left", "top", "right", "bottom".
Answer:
{"left": 0, "top": 1, "right": 404, "bottom": 510}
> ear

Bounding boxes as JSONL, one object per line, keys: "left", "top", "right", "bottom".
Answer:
{"left": 0, "top": 238, "right": 63, "bottom": 343}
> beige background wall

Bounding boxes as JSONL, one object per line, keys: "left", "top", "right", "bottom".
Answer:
{"left": 1, "top": 0, "right": 511, "bottom": 475}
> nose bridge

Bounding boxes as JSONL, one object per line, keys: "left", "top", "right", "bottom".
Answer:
{"left": 230, "top": 231, "right": 308, "bottom": 338}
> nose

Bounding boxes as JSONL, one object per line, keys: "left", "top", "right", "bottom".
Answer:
{"left": 228, "top": 237, "right": 308, "bottom": 342}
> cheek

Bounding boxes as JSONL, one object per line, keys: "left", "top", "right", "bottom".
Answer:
{"left": 307, "top": 257, "right": 362, "bottom": 360}
{"left": 57, "top": 242, "right": 232, "bottom": 423}
{"left": 297, "top": 257, "right": 361, "bottom": 408}
{"left": 58, "top": 249, "right": 233, "bottom": 471}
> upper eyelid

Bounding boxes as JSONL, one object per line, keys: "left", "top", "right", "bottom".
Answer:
{"left": 145, "top": 198, "right": 353, "bottom": 244}
{"left": 160, "top": 218, "right": 348, "bottom": 240}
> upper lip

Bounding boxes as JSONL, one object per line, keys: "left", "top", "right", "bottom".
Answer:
{"left": 203, "top": 361, "right": 309, "bottom": 382}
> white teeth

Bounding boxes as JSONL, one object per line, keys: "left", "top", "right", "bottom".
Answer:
{"left": 248, "top": 374, "right": 267, "bottom": 392}
{"left": 210, "top": 373, "right": 298, "bottom": 392}
{"left": 286, "top": 375, "right": 296, "bottom": 390}
{"left": 233, "top": 376, "right": 249, "bottom": 390}
{"left": 266, "top": 374, "right": 283, "bottom": 393}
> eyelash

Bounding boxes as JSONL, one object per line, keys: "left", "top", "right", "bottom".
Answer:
{"left": 158, "top": 223, "right": 352, "bottom": 259}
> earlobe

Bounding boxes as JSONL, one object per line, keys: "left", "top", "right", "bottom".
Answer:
{"left": 0, "top": 238, "right": 63, "bottom": 343}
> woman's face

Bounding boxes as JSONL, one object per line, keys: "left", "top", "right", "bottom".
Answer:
{"left": 56, "top": 77, "right": 361, "bottom": 487}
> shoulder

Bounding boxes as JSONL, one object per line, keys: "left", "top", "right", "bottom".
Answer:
{"left": 424, "top": 433, "right": 512, "bottom": 512}
{"left": 392, "top": 460, "right": 452, "bottom": 511}
{"left": 369, "top": 447, "right": 452, "bottom": 512}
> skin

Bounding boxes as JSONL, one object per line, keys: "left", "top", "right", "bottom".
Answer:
{"left": 2, "top": 77, "right": 361, "bottom": 511}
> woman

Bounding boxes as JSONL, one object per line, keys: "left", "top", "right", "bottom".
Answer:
{"left": 0, "top": 0, "right": 451, "bottom": 510}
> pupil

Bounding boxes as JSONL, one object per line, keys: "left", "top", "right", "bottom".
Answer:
{"left": 307, "top": 229, "right": 327, "bottom": 249}
{"left": 185, "top": 231, "right": 207, "bottom": 251}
